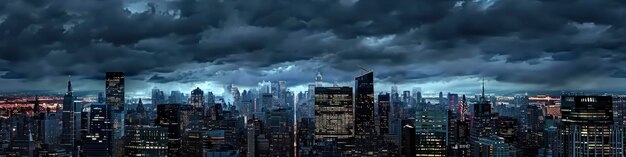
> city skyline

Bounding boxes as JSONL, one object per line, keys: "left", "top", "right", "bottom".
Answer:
{"left": 1, "top": 0, "right": 626, "bottom": 94}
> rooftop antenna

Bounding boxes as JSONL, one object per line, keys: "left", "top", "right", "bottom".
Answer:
{"left": 356, "top": 64, "right": 371, "bottom": 74}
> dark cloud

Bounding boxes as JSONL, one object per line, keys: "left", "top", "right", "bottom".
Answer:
{"left": 1, "top": 0, "right": 626, "bottom": 93}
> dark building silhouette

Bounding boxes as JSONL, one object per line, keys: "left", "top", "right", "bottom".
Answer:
{"left": 60, "top": 77, "right": 76, "bottom": 152}
{"left": 354, "top": 72, "right": 377, "bottom": 156}
{"left": 378, "top": 93, "right": 391, "bottom": 135}
{"left": 80, "top": 104, "right": 112, "bottom": 157}
{"left": 156, "top": 104, "right": 181, "bottom": 157}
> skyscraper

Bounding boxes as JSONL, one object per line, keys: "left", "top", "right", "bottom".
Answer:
{"left": 106, "top": 72, "right": 125, "bottom": 112}
{"left": 470, "top": 82, "right": 497, "bottom": 157}
{"left": 561, "top": 96, "right": 618, "bottom": 156}
{"left": 354, "top": 72, "right": 376, "bottom": 156}
{"left": 60, "top": 77, "right": 76, "bottom": 151}
{"left": 314, "top": 87, "right": 354, "bottom": 156}
{"left": 378, "top": 93, "right": 391, "bottom": 135}
{"left": 80, "top": 104, "right": 113, "bottom": 157}
{"left": 267, "top": 108, "right": 293, "bottom": 157}
{"left": 415, "top": 110, "right": 448, "bottom": 156}
{"left": 315, "top": 72, "right": 323, "bottom": 87}
{"left": 152, "top": 88, "right": 166, "bottom": 107}
{"left": 190, "top": 87, "right": 205, "bottom": 108}
{"left": 156, "top": 104, "right": 181, "bottom": 157}
{"left": 106, "top": 72, "right": 125, "bottom": 156}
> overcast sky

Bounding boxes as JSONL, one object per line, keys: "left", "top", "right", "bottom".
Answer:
{"left": 1, "top": 0, "right": 626, "bottom": 96}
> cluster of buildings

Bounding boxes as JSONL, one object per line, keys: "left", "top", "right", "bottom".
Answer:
{"left": 1, "top": 70, "right": 626, "bottom": 157}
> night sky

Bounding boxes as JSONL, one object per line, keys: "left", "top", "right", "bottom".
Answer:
{"left": 1, "top": 0, "right": 626, "bottom": 95}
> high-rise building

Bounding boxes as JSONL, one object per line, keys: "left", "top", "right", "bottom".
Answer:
{"left": 106, "top": 72, "right": 125, "bottom": 156}
{"left": 297, "top": 117, "right": 315, "bottom": 157}
{"left": 266, "top": 108, "right": 293, "bottom": 157}
{"left": 315, "top": 72, "right": 323, "bottom": 87}
{"left": 190, "top": 87, "right": 205, "bottom": 108}
{"left": 415, "top": 110, "right": 448, "bottom": 157}
{"left": 470, "top": 82, "right": 497, "bottom": 157}
{"left": 106, "top": 72, "right": 125, "bottom": 112}
{"left": 314, "top": 87, "right": 354, "bottom": 156}
{"left": 354, "top": 72, "right": 376, "bottom": 156}
{"left": 61, "top": 77, "right": 76, "bottom": 151}
{"left": 124, "top": 126, "right": 168, "bottom": 156}
{"left": 561, "top": 96, "right": 619, "bottom": 156}
{"left": 156, "top": 104, "right": 182, "bottom": 157}
{"left": 378, "top": 93, "right": 391, "bottom": 135}
{"left": 80, "top": 104, "right": 113, "bottom": 157}
{"left": 152, "top": 88, "right": 166, "bottom": 107}
{"left": 401, "top": 124, "right": 416, "bottom": 157}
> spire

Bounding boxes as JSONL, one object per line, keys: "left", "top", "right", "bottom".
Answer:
{"left": 136, "top": 98, "right": 145, "bottom": 113}
{"left": 479, "top": 78, "right": 487, "bottom": 104}
{"left": 66, "top": 75, "right": 73, "bottom": 95}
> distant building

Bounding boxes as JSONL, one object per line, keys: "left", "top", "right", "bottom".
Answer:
{"left": 106, "top": 72, "right": 125, "bottom": 112}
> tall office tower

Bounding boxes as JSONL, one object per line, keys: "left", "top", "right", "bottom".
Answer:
{"left": 401, "top": 124, "right": 416, "bottom": 157}
{"left": 307, "top": 84, "right": 315, "bottom": 99}
{"left": 97, "top": 92, "right": 104, "bottom": 103}
{"left": 207, "top": 92, "right": 215, "bottom": 106}
{"left": 80, "top": 104, "right": 112, "bottom": 157}
{"left": 354, "top": 72, "right": 376, "bottom": 156}
{"left": 190, "top": 87, "right": 205, "bottom": 108}
{"left": 61, "top": 77, "right": 76, "bottom": 151}
{"left": 314, "top": 87, "right": 354, "bottom": 156}
{"left": 168, "top": 91, "right": 183, "bottom": 104}
{"left": 106, "top": 72, "right": 124, "bottom": 112}
{"left": 315, "top": 72, "right": 323, "bottom": 87}
{"left": 378, "top": 93, "right": 391, "bottom": 135}
{"left": 561, "top": 96, "right": 619, "bottom": 156}
{"left": 613, "top": 96, "right": 626, "bottom": 125}
{"left": 152, "top": 88, "right": 166, "bottom": 106}
{"left": 279, "top": 81, "right": 287, "bottom": 105}
{"left": 415, "top": 110, "right": 448, "bottom": 157}
{"left": 541, "top": 116, "right": 563, "bottom": 157}
{"left": 402, "top": 91, "right": 411, "bottom": 105}
{"left": 42, "top": 111, "right": 61, "bottom": 145}
{"left": 438, "top": 92, "right": 445, "bottom": 106}
{"left": 246, "top": 121, "right": 256, "bottom": 157}
{"left": 266, "top": 108, "right": 293, "bottom": 157}
{"left": 470, "top": 82, "right": 497, "bottom": 157}
{"left": 106, "top": 72, "right": 125, "bottom": 156}
{"left": 156, "top": 104, "right": 181, "bottom": 157}
{"left": 412, "top": 87, "right": 423, "bottom": 103}
{"left": 297, "top": 117, "right": 315, "bottom": 157}
{"left": 261, "top": 93, "right": 273, "bottom": 111}
{"left": 519, "top": 104, "right": 542, "bottom": 155}
{"left": 124, "top": 126, "right": 169, "bottom": 156}
{"left": 448, "top": 93, "right": 459, "bottom": 114}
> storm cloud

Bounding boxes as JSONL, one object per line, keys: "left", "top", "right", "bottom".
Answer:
{"left": 1, "top": 0, "right": 626, "bottom": 94}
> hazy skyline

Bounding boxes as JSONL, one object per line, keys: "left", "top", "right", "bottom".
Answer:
{"left": 1, "top": 0, "right": 626, "bottom": 95}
